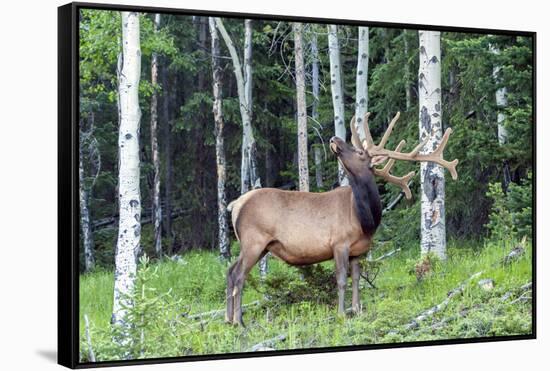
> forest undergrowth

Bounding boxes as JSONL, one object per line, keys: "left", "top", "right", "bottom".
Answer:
{"left": 79, "top": 238, "right": 532, "bottom": 362}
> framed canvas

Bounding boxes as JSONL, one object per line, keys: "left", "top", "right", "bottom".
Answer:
{"left": 58, "top": 2, "right": 536, "bottom": 368}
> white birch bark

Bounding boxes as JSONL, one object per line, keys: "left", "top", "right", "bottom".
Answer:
{"left": 79, "top": 150, "right": 94, "bottom": 272}
{"left": 328, "top": 25, "right": 348, "bottom": 186}
{"left": 244, "top": 20, "right": 253, "bottom": 117}
{"left": 294, "top": 22, "right": 309, "bottom": 192}
{"left": 418, "top": 30, "right": 446, "bottom": 260}
{"left": 209, "top": 17, "right": 230, "bottom": 259}
{"left": 112, "top": 11, "right": 142, "bottom": 332}
{"left": 80, "top": 114, "right": 100, "bottom": 272}
{"left": 491, "top": 45, "right": 511, "bottom": 190}
{"left": 495, "top": 85, "right": 508, "bottom": 144}
{"left": 354, "top": 26, "right": 369, "bottom": 141}
{"left": 215, "top": 18, "right": 260, "bottom": 194}
{"left": 311, "top": 32, "right": 323, "bottom": 189}
{"left": 150, "top": 13, "right": 162, "bottom": 258}
{"left": 491, "top": 46, "right": 509, "bottom": 145}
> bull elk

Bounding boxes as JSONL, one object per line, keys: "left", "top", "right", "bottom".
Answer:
{"left": 226, "top": 112, "right": 458, "bottom": 326}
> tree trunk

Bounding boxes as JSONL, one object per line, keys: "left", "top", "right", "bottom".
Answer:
{"left": 244, "top": 20, "right": 253, "bottom": 119}
{"left": 404, "top": 30, "right": 412, "bottom": 111}
{"left": 215, "top": 18, "right": 265, "bottom": 274}
{"left": 112, "top": 11, "right": 142, "bottom": 338}
{"left": 80, "top": 112, "right": 100, "bottom": 272}
{"left": 161, "top": 58, "right": 173, "bottom": 251}
{"left": 354, "top": 26, "right": 372, "bottom": 261}
{"left": 354, "top": 26, "right": 369, "bottom": 140}
{"left": 328, "top": 25, "right": 348, "bottom": 186}
{"left": 418, "top": 30, "right": 446, "bottom": 260}
{"left": 265, "top": 145, "right": 274, "bottom": 187}
{"left": 209, "top": 17, "right": 230, "bottom": 260}
{"left": 195, "top": 16, "right": 209, "bottom": 249}
{"left": 79, "top": 148, "right": 94, "bottom": 272}
{"left": 150, "top": 13, "right": 162, "bottom": 258}
{"left": 294, "top": 22, "right": 309, "bottom": 192}
{"left": 311, "top": 31, "right": 323, "bottom": 189}
{"left": 214, "top": 18, "right": 261, "bottom": 194}
{"left": 491, "top": 45, "right": 511, "bottom": 191}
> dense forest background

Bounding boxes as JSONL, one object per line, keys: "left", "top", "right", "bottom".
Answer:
{"left": 80, "top": 11, "right": 532, "bottom": 269}
{"left": 77, "top": 9, "right": 533, "bottom": 361}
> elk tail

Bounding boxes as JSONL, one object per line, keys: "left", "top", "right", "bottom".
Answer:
{"left": 226, "top": 190, "right": 258, "bottom": 243}
{"left": 227, "top": 199, "right": 238, "bottom": 213}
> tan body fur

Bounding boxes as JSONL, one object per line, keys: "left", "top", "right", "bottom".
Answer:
{"left": 232, "top": 187, "right": 373, "bottom": 266}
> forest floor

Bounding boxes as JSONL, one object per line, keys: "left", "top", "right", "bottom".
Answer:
{"left": 79, "top": 239, "right": 533, "bottom": 362}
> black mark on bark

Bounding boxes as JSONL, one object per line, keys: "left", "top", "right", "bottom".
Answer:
{"left": 420, "top": 106, "right": 431, "bottom": 134}
{"left": 423, "top": 162, "right": 438, "bottom": 203}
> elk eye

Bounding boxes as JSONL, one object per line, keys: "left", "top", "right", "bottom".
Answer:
{"left": 357, "top": 150, "right": 364, "bottom": 156}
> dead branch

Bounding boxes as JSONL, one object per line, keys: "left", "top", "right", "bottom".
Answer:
{"left": 509, "top": 292, "right": 532, "bottom": 305}
{"left": 403, "top": 271, "right": 483, "bottom": 330}
{"left": 502, "top": 246, "right": 525, "bottom": 265}
{"left": 382, "top": 181, "right": 413, "bottom": 215}
{"left": 92, "top": 208, "right": 188, "bottom": 231}
{"left": 500, "top": 282, "right": 533, "bottom": 304}
{"left": 183, "top": 300, "right": 261, "bottom": 321}
{"left": 372, "top": 248, "right": 402, "bottom": 262}
{"left": 423, "top": 308, "right": 472, "bottom": 332}
{"left": 248, "top": 334, "right": 287, "bottom": 352}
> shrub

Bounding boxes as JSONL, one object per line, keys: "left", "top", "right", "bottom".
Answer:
{"left": 486, "top": 172, "right": 532, "bottom": 240}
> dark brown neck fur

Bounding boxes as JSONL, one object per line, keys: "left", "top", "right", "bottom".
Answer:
{"left": 348, "top": 171, "right": 382, "bottom": 234}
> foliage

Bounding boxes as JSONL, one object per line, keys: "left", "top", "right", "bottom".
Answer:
{"left": 249, "top": 263, "right": 337, "bottom": 306}
{"left": 486, "top": 172, "right": 532, "bottom": 240}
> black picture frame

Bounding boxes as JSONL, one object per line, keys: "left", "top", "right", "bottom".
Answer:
{"left": 58, "top": 2, "right": 537, "bottom": 368}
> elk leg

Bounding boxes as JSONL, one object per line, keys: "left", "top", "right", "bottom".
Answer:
{"left": 351, "top": 256, "right": 362, "bottom": 314}
{"left": 225, "top": 260, "right": 240, "bottom": 323}
{"left": 232, "top": 249, "right": 268, "bottom": 326}
{"left": 334, "top": 246, "right": 350, "bottom": 315}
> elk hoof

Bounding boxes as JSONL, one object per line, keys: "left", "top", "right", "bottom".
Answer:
{"left": 234, "top": 317, "right": 246, "bottom": 327}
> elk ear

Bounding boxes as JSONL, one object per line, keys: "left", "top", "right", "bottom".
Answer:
{"left": 370, "top": 155, "right": 388, "bottom": 167}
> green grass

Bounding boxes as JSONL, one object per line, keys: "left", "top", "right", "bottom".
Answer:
{"left": 79, "top": 239, "right": 532, "bottom": 361}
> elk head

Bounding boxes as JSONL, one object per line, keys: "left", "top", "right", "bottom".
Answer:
{"left": 329, "top": 136, "right": 376, "bottom": 179}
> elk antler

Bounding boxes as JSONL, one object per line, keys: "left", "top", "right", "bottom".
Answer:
{"left": 373, "top": 140, "right": 415, "bottom": 199}
{"left": 350, "top": 113, "right": 375, "bottom": 150}
{"left": 350, "top": 114, "right": 414, "bottom": 198}
{"left": 356, "top": 111, "right": 459, "bottom": 180}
